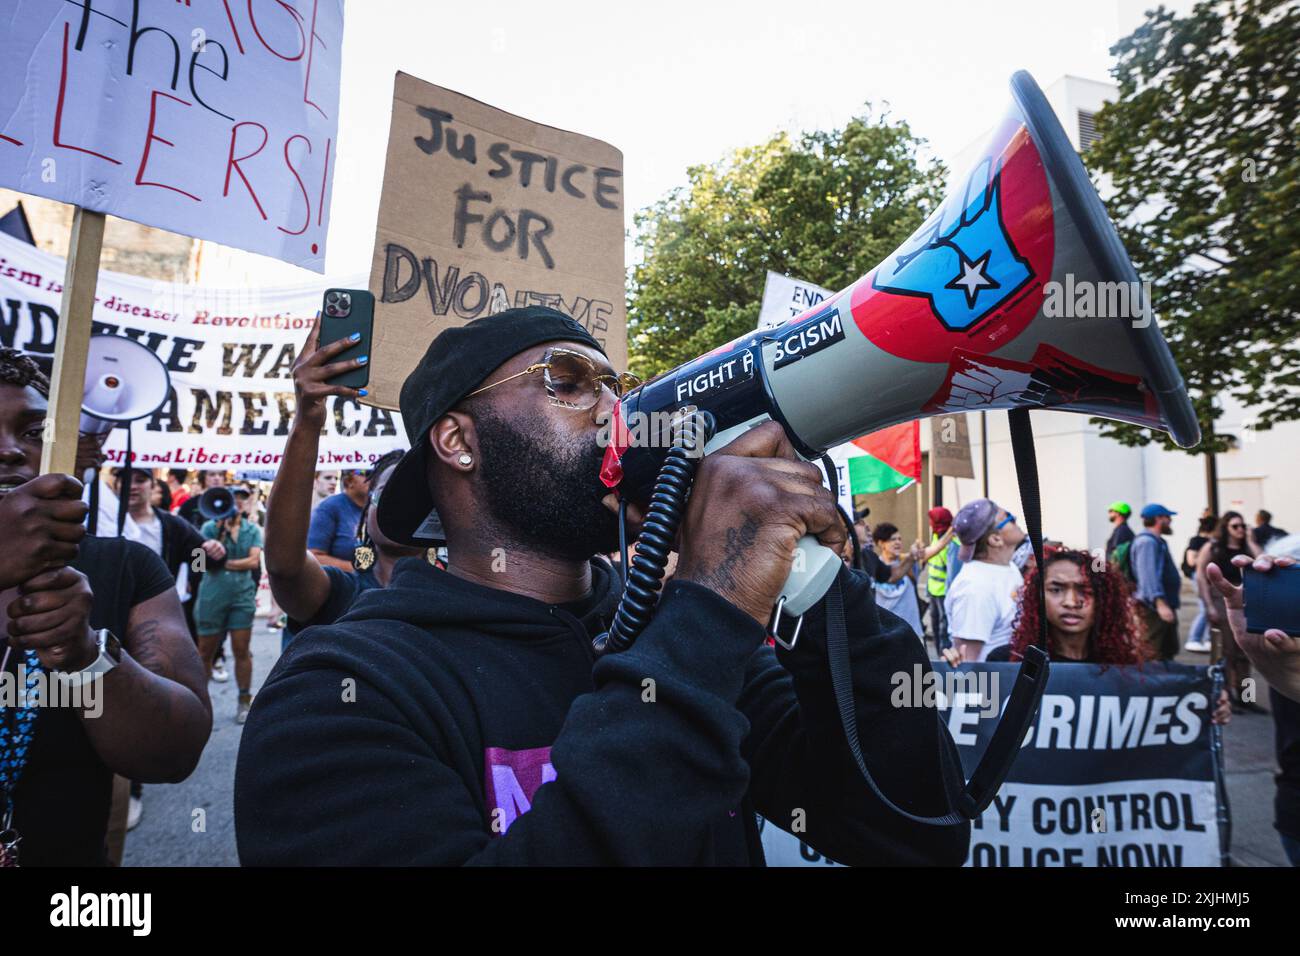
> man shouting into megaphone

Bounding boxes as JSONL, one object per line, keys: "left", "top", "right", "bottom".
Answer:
{"left": 234, "top": 307, "right": 969, "bottom": 866}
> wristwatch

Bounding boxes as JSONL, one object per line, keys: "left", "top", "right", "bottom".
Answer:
{"left": 60, "top": 628, "right": 123, "bottom": 686}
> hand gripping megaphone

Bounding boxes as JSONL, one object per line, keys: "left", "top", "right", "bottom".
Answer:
{"left": 600, "top": 70, "right": 1199, "bottom": 639}
{"left": 195, "top": 486, "right": 246, "bottom": 572}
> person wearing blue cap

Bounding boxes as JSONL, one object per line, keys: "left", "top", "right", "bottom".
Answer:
{"left": 1131, "top": 503, "right": 1182, "bottom": 660}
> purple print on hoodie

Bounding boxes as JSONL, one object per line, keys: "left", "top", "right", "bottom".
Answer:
{"left": 484, "top": 746, "right": 556, "bottom": 834}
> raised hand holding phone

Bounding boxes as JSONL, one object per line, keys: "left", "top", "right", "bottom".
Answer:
{"left": 294, "top": 308, "right": 371, "bottom": 425}
{"left": 1206, "top": 554, "right": 1300, "bottom": 704}
{"left": 315, "top": 289, "right": 375, "bottom": 391}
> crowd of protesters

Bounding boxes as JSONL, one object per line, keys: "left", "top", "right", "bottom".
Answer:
{"left": 3, "top": 310, "right": 1299, "bottom": 867}
{"left": 851, "top": 494, "right": 1292, "bottom": 688}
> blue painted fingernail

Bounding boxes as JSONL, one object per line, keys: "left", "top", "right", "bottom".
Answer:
{"left": 358, "top": 354, "right": 368, "bottom": 364}
{"left": 358, "top": 388, "right": 368, "bottom": 396}
{"left": 350, "top": 332, "right": 361, "bottom": 341}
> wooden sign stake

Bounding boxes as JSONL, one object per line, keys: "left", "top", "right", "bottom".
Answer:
{"left": 40, "top": 206, "right": 105, "bottom": 477}
{"left": 916, "top": 464, "right": 926, "bottom": 550}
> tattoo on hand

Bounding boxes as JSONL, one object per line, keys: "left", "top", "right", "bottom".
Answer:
{"left": 700, "top": 517, "right": 759, "bottom": 593}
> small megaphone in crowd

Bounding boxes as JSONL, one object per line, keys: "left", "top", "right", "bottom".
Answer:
{"left": 198, "top": 487, "right": 240, "bottom": 522}
{"left": 79, "top": 334, "right": 171, "bottom": 435}
{"left": 600, "top": 70, "right": 1200, "bottom": 617}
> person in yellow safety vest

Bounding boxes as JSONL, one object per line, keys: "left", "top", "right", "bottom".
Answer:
{"left": 923, "top": 507, "right": 956, "bottom": 656}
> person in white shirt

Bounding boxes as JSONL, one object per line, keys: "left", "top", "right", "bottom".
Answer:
{"left": 122, "top": 470, "right": 164, "bottom": 557}
{"left": 943, "top": 498, "right": 1028, "bottom": 663}
{"left": 114, "top": 468, "right": 226, "bottom": 575}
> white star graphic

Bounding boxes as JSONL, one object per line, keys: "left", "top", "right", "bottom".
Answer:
{"left": 946, "top": 252, "right": 1000, "bottom": 307}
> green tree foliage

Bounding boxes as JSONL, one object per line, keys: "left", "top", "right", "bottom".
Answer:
{"left": 1087, "top": 0, "right": 1299, "bottom": 451}
{"left": 627, "top": 110, "right": 946, "bottom": 380}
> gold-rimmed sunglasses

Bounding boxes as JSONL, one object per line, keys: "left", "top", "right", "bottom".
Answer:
{"left": 465, "top": 347, "right": 641, "bottom": 411}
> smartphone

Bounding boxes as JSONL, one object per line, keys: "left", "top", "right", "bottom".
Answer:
{"left": 1243, "top": 565, "right": 1300, "bottom": 637}
{"left": 318, "top": 288, "right": 375, "bottom": 389}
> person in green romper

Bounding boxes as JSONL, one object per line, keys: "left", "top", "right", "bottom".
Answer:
{"left": 196, "top": 487, "right": 263, "bottom": 723}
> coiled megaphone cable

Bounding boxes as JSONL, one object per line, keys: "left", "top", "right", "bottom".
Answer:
{"left": 595, "top": 411, "right": 714, "bottom": 656}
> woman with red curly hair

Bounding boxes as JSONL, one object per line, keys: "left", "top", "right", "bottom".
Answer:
{"left": 990, "top": 550, "right": 1147, "bottom": 665}
{"left": 988, "top": 549, "right": 1230, "bottom": 723}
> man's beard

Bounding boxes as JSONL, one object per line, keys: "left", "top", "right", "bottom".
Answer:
{"left": 473, "top": 404, "right": 620, "bottom": 561}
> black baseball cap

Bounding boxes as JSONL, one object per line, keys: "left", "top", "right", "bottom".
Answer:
{"left": 376, "top": 307, "right": 604, "bottom": 546}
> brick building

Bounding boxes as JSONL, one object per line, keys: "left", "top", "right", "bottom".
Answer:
{"left": 0, "top": 190, "right": 196, "bottom": 282}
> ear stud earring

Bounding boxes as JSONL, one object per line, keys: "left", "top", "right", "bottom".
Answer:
{"left": 458, "top": 453, "right": 473, "bottom": 466}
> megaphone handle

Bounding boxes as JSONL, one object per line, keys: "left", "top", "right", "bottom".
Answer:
{"left": 776, "top": 534, "right": 844, "bottom": 619}
{"left": 703, "top": 417, "right": 843, "bottom": 627}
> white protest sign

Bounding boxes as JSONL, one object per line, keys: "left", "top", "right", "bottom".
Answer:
{"left": 760, "top": 269, "right": 863, "bottom": 507}
{"left": 0, "top": 230, "right": 397, "bottom": 471}
{"left": 818, "top": 446, "right": 856, "bottom": 519}
{"left": 757, "top": 270, "right": 832, "bottom": 331}
{"left": 0, "top": 0, "right": 343, "bottom": 272}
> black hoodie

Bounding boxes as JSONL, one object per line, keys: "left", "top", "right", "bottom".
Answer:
{"left": 234, "top": 558, "right": 970, "bottom": 865}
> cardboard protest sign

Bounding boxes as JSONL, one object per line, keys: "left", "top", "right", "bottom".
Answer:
{"left": 0, "top": 230, "right": 391, "bottom": 470}
{"left": 930, "top": 412, "right": 975, "bottom": 478}
{"left": 0, "top": 0, "right": 343, "bottom": 271}
{"left": 366, "top": 72, "right": 625, "bottom": 410}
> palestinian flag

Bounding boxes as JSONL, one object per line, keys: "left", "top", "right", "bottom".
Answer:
{"left": 839, "top": 422, "right": 920, "bottom": 495}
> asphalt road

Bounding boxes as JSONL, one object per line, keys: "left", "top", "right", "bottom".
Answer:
{"left": 1168, "top": 581, "right": 1289, "bottom": 867}
{"left": 122, "top": 588, "right": 1292, "bottom": 867}
{"left": 122, "top": 619, "right": 282, "bottom": 868}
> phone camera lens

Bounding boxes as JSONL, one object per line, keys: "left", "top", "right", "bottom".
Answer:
{"left": 325, "top": 291, "right": 352, "bottom": 317}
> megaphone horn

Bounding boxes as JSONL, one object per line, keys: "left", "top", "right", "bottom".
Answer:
{"left": 602, "top": 70, "right": 1200, "bottom": 616}
{"left": 198, "top": 487, "right": 238, "bottom": 522}
{"left": 79, "top": 334, "right": 172, "bottom": 434}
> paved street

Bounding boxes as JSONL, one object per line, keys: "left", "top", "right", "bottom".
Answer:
{"left": 1160, "top": 580, "right": 1288, "bottom": 867}
{"left": 122, "top": 584, "right": 1291, "bottom": 867}
{"left": 1178, "top": 593, "right": 1289, "bottom": 868}
{"left": 1222, "top": 702, "right": 1287, "bottom": 867}
{"left": 122, "top": 619, "right": 282, "bottom": 868}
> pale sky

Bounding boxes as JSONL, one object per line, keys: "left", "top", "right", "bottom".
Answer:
{"left": 200, "top": 0, "right": 1196, "bottom": 287}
